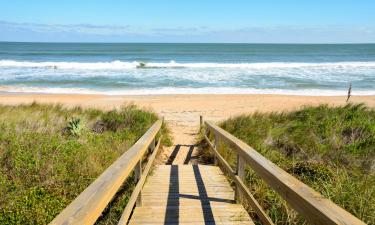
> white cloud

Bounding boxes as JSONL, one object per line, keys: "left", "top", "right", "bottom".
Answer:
{"left": 0, "top": 20, "right": 374, "bottom": 43}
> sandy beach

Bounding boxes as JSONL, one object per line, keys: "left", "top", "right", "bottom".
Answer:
{"left": 2, "top": 94, "right": 375, "bottom": 132}
{"left": 1, "top": 94, "right": 374, "bottom": 153}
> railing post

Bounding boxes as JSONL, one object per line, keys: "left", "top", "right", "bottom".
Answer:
{"left": 149, "top": 138, "right": 156, "bottom": 152}
{"left": 214, "top": 133, "right": 219, "bottom": 165}
{"left": 235, "top": 154, "right": 245, "bottom": 203}
{"left": 135, "top": 160, "right": 142, "bottom": 206}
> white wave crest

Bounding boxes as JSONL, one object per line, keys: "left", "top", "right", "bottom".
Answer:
{"left": 0, "top": 60, "right": 139, "bottom": 70}
{"left": 1, "top": 85, "right": 374, "bottom": 96}
{"left": 1, "top": 60, "right": 375, "bottom": 70}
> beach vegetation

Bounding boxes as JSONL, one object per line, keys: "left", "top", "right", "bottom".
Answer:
{"left": 203, "top": 104, "right": 375, "bottom": 224}
{"left": 0, "top": 103, "right": 171, "bottom": 224}
{"left": 64, "top": 117, "right": 84, "bottom": 137}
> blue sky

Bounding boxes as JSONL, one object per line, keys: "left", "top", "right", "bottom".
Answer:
{"left": 0, "top": 0, "right": 374, "bottom": 43}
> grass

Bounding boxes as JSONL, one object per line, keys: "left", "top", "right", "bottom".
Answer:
{"left": 0, "top": 103, "right": 171, "bottom": 225}
{"left": 207, "top": 104, "right": 374, "bottom": 224}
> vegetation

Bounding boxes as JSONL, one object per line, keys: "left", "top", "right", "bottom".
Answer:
{"left": 0, "top": 103, "right": 171, "bottom": 224}
{"left": 211, "top": 104, "right": 374, "bottom": 224}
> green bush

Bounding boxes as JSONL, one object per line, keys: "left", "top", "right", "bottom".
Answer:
{"left": 0, "top": 103, "right": 170, "bottom": 224}
{"left": 218, "top": 104, "right": 374, "bottom": 224}
{"left": 65, "top": 117, "right": 84, "bottom": 136}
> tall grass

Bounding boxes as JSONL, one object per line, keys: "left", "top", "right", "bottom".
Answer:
{"left": 0, "top": 103, "right": 171, "bottom": 224}
{"left": 215, "top": 104, "right": 374, "bottom": 224}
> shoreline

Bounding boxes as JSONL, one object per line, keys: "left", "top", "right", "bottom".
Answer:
{"left": 1, "top": 92, "right": 375, "bottom": 97}
{"left": 1, "top": 86, "right": 374, "bottom": 97}
{"left": 1, "top": 88, "right": 374, "bottom": 96}
{"left": 1, "top": 93, "right": 374, "bottom": 109}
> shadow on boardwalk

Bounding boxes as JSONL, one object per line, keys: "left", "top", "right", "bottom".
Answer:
{"left": 163, "top": 165, "right": 235, "bottom": 224}
{"left": 166, "top": 144, "right": 198, "bottom": 165}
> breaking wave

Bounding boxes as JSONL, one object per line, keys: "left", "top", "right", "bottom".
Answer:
{"left": 1, "top": 60, "right": 375, "bottom": 70}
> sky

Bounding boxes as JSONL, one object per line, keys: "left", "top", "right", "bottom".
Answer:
{"left": 0, "top": 0, "right": 374, "bottom": 43}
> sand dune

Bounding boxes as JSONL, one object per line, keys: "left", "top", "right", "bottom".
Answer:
{"left": 1, "top": 94, "right": 374, "bottom": 163}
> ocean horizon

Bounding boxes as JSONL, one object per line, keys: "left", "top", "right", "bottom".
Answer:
{"left": 0, "top": 42, "right": 374, "bottom": 96}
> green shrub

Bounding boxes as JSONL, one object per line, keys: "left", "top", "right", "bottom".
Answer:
{"left": 65, "top": 117, "right": 84, "bottom": 136}
{"left": 0, "top": 103, "right": 170, "bottom": 224}
{"left": 218, "top": 104, "right": 374, "bottom": 224}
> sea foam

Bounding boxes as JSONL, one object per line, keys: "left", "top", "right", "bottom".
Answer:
{"left": 1, "top": 60, "right": 375, "bottom": 70}
{"left": 1, "top": 85, "right": 374, "bottom": 96}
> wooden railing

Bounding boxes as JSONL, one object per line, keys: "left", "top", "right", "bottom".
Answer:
{"left": 202, "top": 119, "right": 366, "bottom": 225}
{"left": 50, "top": 120, "right": 163, "bottom": 225}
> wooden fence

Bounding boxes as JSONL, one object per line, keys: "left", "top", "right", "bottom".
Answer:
{"left": 203, "top": 119, "right": 365, "bottom": 225}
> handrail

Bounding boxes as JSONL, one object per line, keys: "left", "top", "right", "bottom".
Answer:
{"left": 204, "top": 120, "right": 365, "bottom": 225}
{"left": 204, "top": 135, "right": 274, "bottom": 225}
{"left": 50, "top": 120, "right": 163, "bottom": 225}
{"left": 118, "top": 135, "right": 162, "bottom": 224}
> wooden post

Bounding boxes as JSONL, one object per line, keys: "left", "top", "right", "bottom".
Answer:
{"left": 149, "top": 138, "right": 156, "bottom": 152}
{"left": 235, "top": 154, "right": 245, "bottom": 203}
{"left": 135, "top": 160, "right": 142, "bottom": 206}
{"left": 205, "top": 124, "right": 209, "bottom": 137}
{"left": 214, "top": 133, "right": 219, "bottom": 165}
{"left": 199, "top": 115, "right": 203, "bottom": 130}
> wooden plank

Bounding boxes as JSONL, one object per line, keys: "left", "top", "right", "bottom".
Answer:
{"left": 129, "top": 221, "right": 252, "bottom": 225}
{"left": 141, "top": 201, "right": 236, "bottom": 207}
{"left": 235, "top": 155, "right": 245, "bottom": 203}
{"left": 49, "top": 120, "right": 162, "bottom": 225}
{"left": 134, "top": 160, "right": 142, "bottom": 206}
{"left": 128, "top": 165, "right": 253, "bottom": 225}
{"left": 205, "top": 121, "right": 366, "bottom": 225}
{"left": 142, "top": 191, "right": 235, "bottom": 196}
{"left": 130, "top": 212, "right": 250, "bottom": 223}
{"left": 142, "top": 190, "right": 234, "bottom": 195}
{"left": 132, "top": 206, "right": 248, "bottom": 215}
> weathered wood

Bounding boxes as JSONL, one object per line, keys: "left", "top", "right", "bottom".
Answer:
{"left": 149, "top": 137, "right": 156, "bottom": 152}
{"left": 235, "top": 155, "right": 245, "bottom": 203}
{"left": 129, "top": 165, "right": 254, "bottom": 225}
{"left": 205, "top": 135, "right": 274, "bottom": 225}
{"left": 128, "top": 222, "right": 251, "bottom": 225}
{"left": 49, "top": 120, "right": 162, "bottom": 225}
{"left": 214, "top": 133, "right": 220, "bottom": 166}
{"left": 205, "top": 121, "right": 366, "bottom": 225}
{"left": 118, "top": 137, "right": 162, "bottom": 225}
{"left": 134, "top": 160, "right": 142, "bottom": 206}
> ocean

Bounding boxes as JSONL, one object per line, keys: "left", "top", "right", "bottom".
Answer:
{"left": 0, "top": 42, "right": 374, "bottom": 95}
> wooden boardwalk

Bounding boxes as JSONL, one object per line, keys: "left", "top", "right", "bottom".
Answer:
{"left": 51, "top": 119, "right": 366, "bottom": 225}
{"left": 129, "top": 165, "right": 254, "bottom": 225}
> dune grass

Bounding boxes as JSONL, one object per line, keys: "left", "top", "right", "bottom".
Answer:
{"left": 210, "top": 104, "right": 374, "bottom": 224}
{"left": 0, "top": 103, "right": 171, "bottom": 225}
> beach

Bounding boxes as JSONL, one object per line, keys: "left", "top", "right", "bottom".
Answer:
{"left": 1, "top": 94, "right": 374, "bottom": 149}
{"left": 2, "top": 42, "right": 375, "bottom": 162}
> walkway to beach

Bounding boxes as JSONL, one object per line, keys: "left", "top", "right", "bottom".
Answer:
{"left": 51, "top": 111, "right": 366, "bottom": 225}
{"left": 128, "top": 165, "right": 253, "bottom": 224}
{"left": 128, "top": 119, "right": 253, "bottom": 224}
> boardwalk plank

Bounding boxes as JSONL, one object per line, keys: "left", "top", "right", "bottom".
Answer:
{"left": 128, "top": 165, "right": 254, "bottom": 225}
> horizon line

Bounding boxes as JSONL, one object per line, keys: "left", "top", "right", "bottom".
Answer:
{"left": 1, "top": 41, "right": 375, "bottom": 45}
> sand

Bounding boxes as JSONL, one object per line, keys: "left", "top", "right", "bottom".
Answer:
{"left": 1, "top": 94, "right": 374, "bottom": 164}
